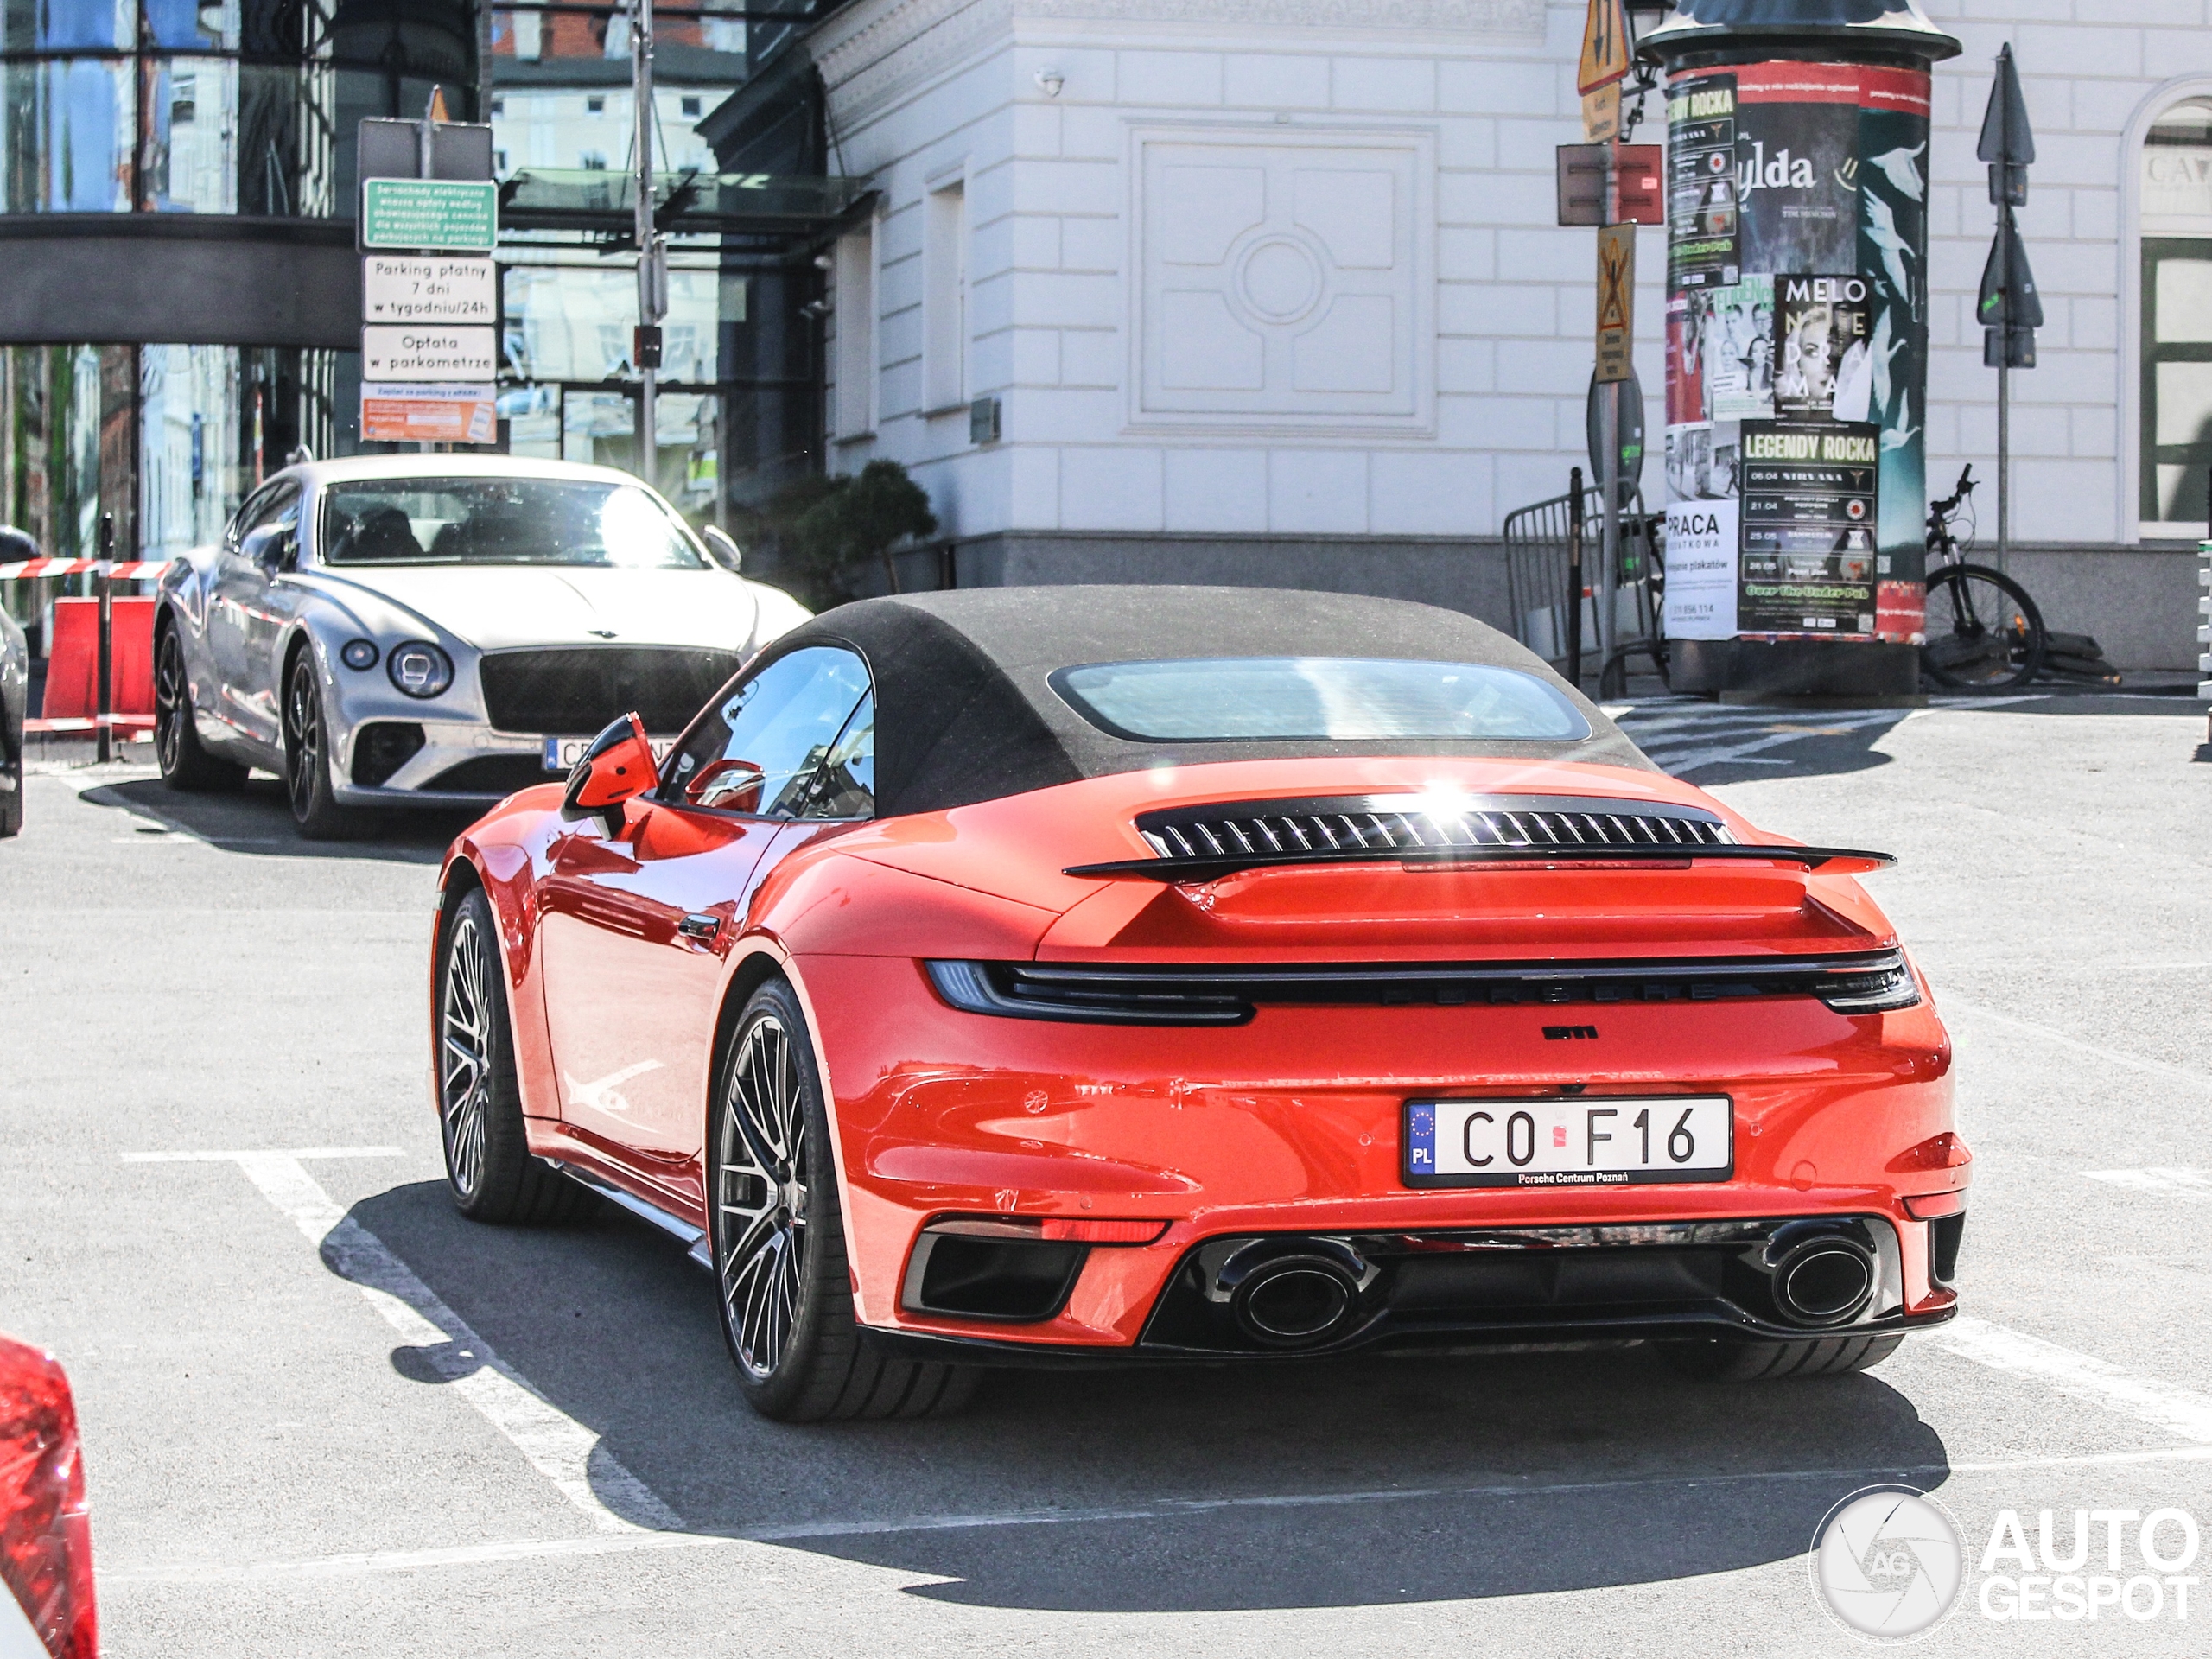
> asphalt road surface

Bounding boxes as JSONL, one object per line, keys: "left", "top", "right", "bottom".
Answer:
{"left": 5, "top": 690, "right": 2212, "bottom": 1656}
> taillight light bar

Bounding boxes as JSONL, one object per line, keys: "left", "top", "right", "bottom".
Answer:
{"left": 0, "top": 1332, "right": 95, "bottom": 1659}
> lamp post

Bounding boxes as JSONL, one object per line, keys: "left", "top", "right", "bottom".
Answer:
{"left": 632, "top": 0, "right": 666, "bottom": 489}
{"left": 1643, "top": 0, "right": 1959, "bottom": 703}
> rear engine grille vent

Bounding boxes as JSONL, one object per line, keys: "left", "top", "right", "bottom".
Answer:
{"left": 1137, "top": 794, "right": 1733, "bottom": 861}
{"left": 479, "top": 646, "right": 744, "bottom": 736}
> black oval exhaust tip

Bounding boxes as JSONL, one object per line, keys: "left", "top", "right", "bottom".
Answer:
{"left": 1773, "top": 1239, "right": 1876, "bottom": 1326}
{"left": 1232, "top": 1258, "right": 1359, "bottom": 1346}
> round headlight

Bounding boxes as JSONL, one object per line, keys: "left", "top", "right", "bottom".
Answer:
{"left": 386, "top": 641, "right": 454, "bottom": 699}
{"left": 340, "top": 639, "right": 379, "bottom": 671}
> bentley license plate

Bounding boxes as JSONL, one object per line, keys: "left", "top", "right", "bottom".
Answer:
{"left": 1403, "top": 1096, "right": 1733, "bottom": 1188}
{"left": 543, "top": 735, "right": 676, "bottom": 772}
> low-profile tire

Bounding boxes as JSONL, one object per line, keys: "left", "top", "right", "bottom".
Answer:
{"left": 1660, "top": 1332, "right": 1904, "bottom": 1382}
{"left": 710, "top": 979, "right": 979, "bottom": 1422}
{"left": 283, "top": 648, "right": 357, "bottom": 840}
{"left": 437, "top": 887, "right": 591, "bottom": 1224}
{"left": 154, "top": 625, "right": 245, "bottom": 792}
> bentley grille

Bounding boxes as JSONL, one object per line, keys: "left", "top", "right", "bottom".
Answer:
{"left": 478, "top": 646, "right": 743, "bottom": 736}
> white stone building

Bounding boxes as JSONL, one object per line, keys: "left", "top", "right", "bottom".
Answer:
{"left": 805, "top": 0, "right": 2212, "bottom": 668}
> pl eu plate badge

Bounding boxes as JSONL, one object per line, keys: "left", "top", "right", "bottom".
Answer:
{"left": 1408, "top": 1104, "right": 1438, "bottom": 1177}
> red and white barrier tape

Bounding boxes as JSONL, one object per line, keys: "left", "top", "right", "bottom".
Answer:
{"left": 25, "top": 715, "right": 156, "bottom": 734}
{"left": 0, "top": 558, "right": 175, "bottom": 581}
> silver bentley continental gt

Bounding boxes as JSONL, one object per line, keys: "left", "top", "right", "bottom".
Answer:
{"left": 153, "top": 455, "right": 810, "bottom": 837}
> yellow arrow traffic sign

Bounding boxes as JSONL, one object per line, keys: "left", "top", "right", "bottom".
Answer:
{"left": 1578, "top": 0, "right": 1630, "bottom": 95}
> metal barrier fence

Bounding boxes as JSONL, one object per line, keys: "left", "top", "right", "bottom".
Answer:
{"left": 1501, "top": 482, "right": 1666, "bottom": 696}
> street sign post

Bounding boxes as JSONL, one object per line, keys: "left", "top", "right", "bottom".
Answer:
{"left": 360, "top": 385, "right": 496, "bottom": 445}
{"left": 361, "top": 326, "right": 498, "bottom": 382}
{"left": 1577, "top": 0, "right": 1630, "bottom": 141}
{"left": 1975, "top": 43, "right": 2037, "bottom": 571}
{"left": 363, "top": 256, "right": 497, "bottom": 325}
{"left": 1595, "top": 224, "right": 1636, "bottom": 385}
{"left": 1556, "top": 144, "right": 1662, "bottom": 227}
{"left": 357, "top": 97, "right": 497, "bottom": 450}
{"left": 360, "top": 179, "right": 496, "bottom": 252}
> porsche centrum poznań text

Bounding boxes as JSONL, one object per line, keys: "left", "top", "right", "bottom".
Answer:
{"left": 431, "top": 587, "right": 1968, "bottom": 1422}
{"left": 154, "top": 455, "right": 808, "bottom": 838}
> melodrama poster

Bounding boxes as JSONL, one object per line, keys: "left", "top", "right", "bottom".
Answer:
{"left": 1774, "top": 273, "right": 1872, "bottom": 423}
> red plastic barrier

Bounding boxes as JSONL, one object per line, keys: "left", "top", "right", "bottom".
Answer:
{"left": 41, "top": 596, "right": 156, "bottom": 719}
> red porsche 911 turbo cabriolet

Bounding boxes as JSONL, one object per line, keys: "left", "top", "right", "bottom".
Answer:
{"left": 432, "top": 587, "right": 1968, "bottom": 1421}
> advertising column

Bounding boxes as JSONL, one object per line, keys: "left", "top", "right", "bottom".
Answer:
{"left": 1644, "top": 3, "right": 1958, "bottom": 700}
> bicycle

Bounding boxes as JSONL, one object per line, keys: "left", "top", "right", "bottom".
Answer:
{"left": 1920, "top": 465, "right": 2047, "bottom": 690}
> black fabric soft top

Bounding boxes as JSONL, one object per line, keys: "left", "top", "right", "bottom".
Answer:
{"left": 760, "top": 585, "right": 1656, "bottom": 818}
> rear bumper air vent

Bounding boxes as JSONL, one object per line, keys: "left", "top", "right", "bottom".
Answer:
{"left": 926, "top": 950, "right": 1922, "bottom": 1026}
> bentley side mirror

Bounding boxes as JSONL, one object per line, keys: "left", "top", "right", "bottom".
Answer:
{"left": 561, "top": 713, "right": 656, "bottom": 836}
{"left": 241, "top": 522, "right": 296, "bottom": 574}
{"left": 700, "top": 524, "right": 743, "bottom": 573}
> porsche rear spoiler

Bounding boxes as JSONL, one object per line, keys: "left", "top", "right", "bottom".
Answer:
{"left": 1064, "top": 843, "right": 1898, "bottom": 881}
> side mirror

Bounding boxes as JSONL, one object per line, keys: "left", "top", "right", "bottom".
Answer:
{"left": 700, "top": 524, "right": 743, "bottom": 573}
{"left": 241, "top": 522, "right": 296, "bottom": 574}
{"left": 560, "top": 713, "right": 655, "bottom": 836}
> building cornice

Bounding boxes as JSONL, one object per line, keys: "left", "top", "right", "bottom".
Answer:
{"left": 810, "top": 0, "right": 1545, "bottom": 130}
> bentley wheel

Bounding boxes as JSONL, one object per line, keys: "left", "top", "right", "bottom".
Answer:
{"left": 154, "top": 625, "right": 244, "bottom": 792}
{"left": 711, "top": 980, "right": 978, "bottom": 1422}
{"left": 283, "top": 650, "right": 355, "bottom": 839}
{"left": 437, "top": 887, "right": 589, "bottom": 1224}
{"left": 1661, "top": 1332, "right": 1902, "bottom": 1382}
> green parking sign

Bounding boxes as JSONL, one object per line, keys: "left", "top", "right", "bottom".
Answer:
{"left": 361, "top": 179, "right": 496, "bottom": 251}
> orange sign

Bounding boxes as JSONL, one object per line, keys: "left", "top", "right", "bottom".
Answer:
{"left": 361, "top": 382, "right": 496, "bottom": 444}
{"left": 1595, "top": 224, "right": 1636, "bottom": 384}
{"left": 1577, "top": 0, "right": 1630, "bottom": 95}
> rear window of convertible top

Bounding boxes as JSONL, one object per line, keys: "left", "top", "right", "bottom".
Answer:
{"left": 1048, "top": 658, "right": 1591, "bottom": 743}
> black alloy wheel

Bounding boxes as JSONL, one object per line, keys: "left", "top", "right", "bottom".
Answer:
{"left": 283, "top": 651, "right": 354, "bottom": 839}
{"left": 710, "top": 979, "right": 977, "bottom": 1422}
{"left": 436, "top": 887, "right": 588, "bottom": 1224}
{"left": 154, "top": 626, "right": 244, "bottom": 791}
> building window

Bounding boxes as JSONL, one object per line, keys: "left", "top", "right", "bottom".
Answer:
{"left": 2141, "top": 97, "right": 2212, "bottom": 529}
{"left": 681, "top": 96, "right": 702, "bottom": 117}
{"left": 587, "top": 95, "right": 605, "bottom": 114}
{"left": 925, "top": 176, "right": 967, "bottom": 413}
{"left": 833, "top": 221, "right": 875, "bottom": 439}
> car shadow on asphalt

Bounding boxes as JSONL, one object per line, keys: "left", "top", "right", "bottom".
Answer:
{"left": 79, "top": 777, "right": 475, "bottom": 862}
{"left": 344, "top": 1180, "right": 1953, "bottom": 1614}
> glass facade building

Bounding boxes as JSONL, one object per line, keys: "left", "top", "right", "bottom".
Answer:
{"left": 1, "top": 0, "right": 855, "bottom": 647}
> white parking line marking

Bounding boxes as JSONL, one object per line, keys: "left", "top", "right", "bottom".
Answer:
{"left": 103, "top": 1441, "right": 2212, "bottom": 1586}
{"left": 2084, "top": 1167, "right": 2212, "bottom": 1201}
{"left": 1942, "top": 1001, "right": 2212, "bottom": 1090}
{"left": 107, "top": 1531, "right": 729, "bottom": 1586}
{"left": 124, "top": 1148, "right": 682, "bottom": 1535}
{"left": 124, "top": 1147, "right": 406, "bottom": 1163}
{"left": 1935, "top": 1316, "right": 2212, "bottom": 1442}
